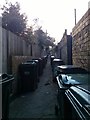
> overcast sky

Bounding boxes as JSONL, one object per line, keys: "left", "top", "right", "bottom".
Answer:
{"left": 0, "top": 0, "right": 89, "bottom": 43}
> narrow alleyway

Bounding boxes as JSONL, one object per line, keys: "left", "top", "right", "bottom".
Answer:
{"left": 9, "top": 57, "right": 59, "bottom": 119}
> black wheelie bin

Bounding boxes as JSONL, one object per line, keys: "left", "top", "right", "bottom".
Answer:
{"left": 18, "top": 61, "right": 38, "bottom": 94}
{"left": 65, "top": 85, "right": 90, "bottom": 120}
{"left": 33, "top": 58, "right": 43, "bottom": 76}
{"left": 41, "top": 56, "right": 48, "bottom": 68}
{"left": 0, "top": 73, "right": 14, "bottom": 120}
{"left": 27, "top": 60, "right": 39, "bottom": 82}
{"left": 56, "top": 65, "right": 89, "bottom": 120}
{"left": 52, "top": 59, "right": 64, "bottom": 82}
{"left": 50, "top": 55, "right": 55, "bottom": 66}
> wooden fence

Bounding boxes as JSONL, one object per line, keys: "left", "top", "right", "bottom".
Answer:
{"left": 1, "top": 28, "right": 41, "bottom": 73}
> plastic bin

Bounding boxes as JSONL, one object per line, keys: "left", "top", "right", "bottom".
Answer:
{"left": 56, "top": 66, "right": 90, "bottom": 120}
{"left": 38, "top": 58, "right": 43, "bottom": 75}
{"left": 18, "top": 61, "right": 38, "bottom": 94}
{"left": 56, "top": 75, "right": 69, "bottom": 119}
{"left": 41, "top": 56, "right": 48, "bottom": 68}
{"left": 52, "top": 59, "right": 64, "bottom": 82}
{"left": 0, "top": 73, "right": 14, "bottom": 120}
{"left": 33, "top": 58, "right": 43, "bottom": 76}
{"left": 65, "top": 86, "right": 90, "bottom": 120}
{"left": 50, "top": 55, "right": 55, "bottom": 66}
{"left": 27, "top": 60, "right": 39, "bottom": 82}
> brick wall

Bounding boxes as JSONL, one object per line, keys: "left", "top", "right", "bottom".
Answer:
{"left": 72, "top": 8, "right": 90, "bottom": 71}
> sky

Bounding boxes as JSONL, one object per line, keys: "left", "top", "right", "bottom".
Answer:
{"left": 0, "top": 0, "right": 89, "bottom": 44}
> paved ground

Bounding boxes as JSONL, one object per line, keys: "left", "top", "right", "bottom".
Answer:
{"left": 9, "top": 57, "right": 60, "bottom": 119}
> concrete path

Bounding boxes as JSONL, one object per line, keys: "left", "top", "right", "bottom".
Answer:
{"left": 9, "top": 58, "right": 59, "bottom": 119}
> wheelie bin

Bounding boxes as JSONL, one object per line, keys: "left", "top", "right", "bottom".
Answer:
{"left": 0, "top": 73, "right": 14, "bottom": 120}
{"left": 50, "top": 55, "right": 55, "bottom": 66}
{"left": 65, "top": 86, "right": 90, "bottom": 120}
{"left": 56, "top": 66, "right": 89, "bottom": 120}
{"left": 18, "top": 61, "right": 38, "bottom": 94}
{"left": 27, "top": 60, "right": 39, "bottom": 82}
{"left": 41, "top": 56, "right": 48, "bottom": 68}
{"left": 52, "top": 59, "right": 64, "bottom": 82}
{"left": 33, "top": 58, "right": 43, "bottom": 76}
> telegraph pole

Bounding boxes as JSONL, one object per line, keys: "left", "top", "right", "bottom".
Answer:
{"left": 88, "top": 1, "right": 90, "bottom": 9}
{"left": 74, "top": 9, "right": 76, "bottom": 25}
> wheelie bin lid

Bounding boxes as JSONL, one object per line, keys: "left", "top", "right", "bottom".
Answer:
{"left": 27, "top": 60, "right": 39, "bottom": 63}
{"left": 22, "top": 61, "right": 36, "bottom": 65}
{"left": 0, "top": 73, "right": 14, "bottom": 84}
{"left": 51, "top": 55, "right": 55, "bottom": 58}
{"left": 57, "top": 74, "right": 81, "bottom": 87}
{"left": 53, "top": 59, "right": 63, "bottom": 62}
{"left": 57, "top": 65, "right": 88, "bottom": 74}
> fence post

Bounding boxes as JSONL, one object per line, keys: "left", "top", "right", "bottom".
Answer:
{"left": 0, "top": 17, "right": 2, "bottom": 120}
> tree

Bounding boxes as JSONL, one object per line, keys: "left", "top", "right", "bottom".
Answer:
{"left": 32, "top": 18, "right": 55, "bottom": 47}
{"left": 1, "top": 1, "right": 27, "bottom": 35}
{"left": 34, "top": 28, "right": 55, "bottom": 49}
{"left": 21, "top": 26, "right": 34, "bottom": 43}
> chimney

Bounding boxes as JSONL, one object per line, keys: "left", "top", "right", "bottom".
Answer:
{"left": 65, "top": 29, "right": 67, "bottom": 35}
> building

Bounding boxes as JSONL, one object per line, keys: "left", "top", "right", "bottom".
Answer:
{"left": 57, "top": 29, "right": 72, "bottom": 65}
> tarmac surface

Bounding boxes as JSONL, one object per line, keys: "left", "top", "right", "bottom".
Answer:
{"left": 9, "top": 57, "right": 60, "bottom": 119}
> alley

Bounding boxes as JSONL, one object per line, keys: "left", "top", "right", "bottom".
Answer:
{"left": 9, "top": 57, "right": 59, "bottom": 119}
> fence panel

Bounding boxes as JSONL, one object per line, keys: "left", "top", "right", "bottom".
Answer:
{"left": 2, "top": 28, "right": 7, "bottom": 73}
{"left": 2, "top": 28, "right": 41, "bottom": 73}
